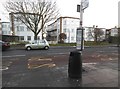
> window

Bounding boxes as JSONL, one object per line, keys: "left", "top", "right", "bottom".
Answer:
{"left": 17, "top": 26, "right": 24, "bottom": 31}
{"left": 71, "top": 37, "right": 74, "bottom": 41}
{"left": 27, "top": 36, "right": 31, "bottom": 41}
{"left": 19, "top": 36, "right": 24, "bottom": 41}
{"left": 19, "top": 26, "right": 24, "bottom": 31}
{"left": 37, "top": 36, "right": 40, "bottom": 40}
{"left": 2, "top": 31, "right": 7, "bottom": 35}
{"left": 64, "top": 20, "right": 67, "bottom": 25}
{"left": 71, "top": 29, "right": 74, "bottom": 32}
{"left": 64, "top": 29, "right": 67, "bottom": 33}
{"left": 27, "top": 27, "right": 31, "bottom": 31}
{"left": 2, "top": 24, "right": 7, "bottom": 28}
{"left": 17, "top": 26, "right": 19, "bottom": 31}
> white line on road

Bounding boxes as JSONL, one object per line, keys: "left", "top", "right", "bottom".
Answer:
{"left": 0, "top": 67, "right": 9, "bottom": 71}
{"left": 2, "top": 55, "right": 26, "bottom": 58}
{"left": 50, "top": 52, "right": 69, "bottom": 55}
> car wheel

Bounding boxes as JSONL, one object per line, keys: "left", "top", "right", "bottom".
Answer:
{"left": 26, "top": 46, "right": 31, "bottom": 51}
{"left": 44, "top": 46, "right": 49, "bottom": 50}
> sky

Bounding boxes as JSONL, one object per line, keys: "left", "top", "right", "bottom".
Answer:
{"left": 0, "top": 0, "right": 119, "bottom": 29}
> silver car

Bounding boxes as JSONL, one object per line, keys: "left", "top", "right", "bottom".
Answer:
{"left": 25, "top": 39, "right": 50, "bottom": 51}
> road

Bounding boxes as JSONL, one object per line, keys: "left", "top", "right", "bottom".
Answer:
{"left": 2, "top": 46, "right": 118, "bottom": 58}
{"left": 1, "top": 46, "right": 118, "bottom": 87}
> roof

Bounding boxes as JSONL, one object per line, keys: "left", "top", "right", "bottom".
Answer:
{"left": 48, "top": 16, "right": 80, "bottom": 26}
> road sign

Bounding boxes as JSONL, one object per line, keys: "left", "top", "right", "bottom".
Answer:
{"left": 77, "top": 5, "right": 80, "bottom": 12}
{"left": 76, "top": 28, "right": 84, "bottom": 51}
{"left": 82, "top": 0, "right": 89, "bottom": 10}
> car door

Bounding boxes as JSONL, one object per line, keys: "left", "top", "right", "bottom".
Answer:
{"left": 31, "top": 41, "right": 39, "bottom": 49}
{"left": 38, "top": 40, "right": 45, "bottom": 48}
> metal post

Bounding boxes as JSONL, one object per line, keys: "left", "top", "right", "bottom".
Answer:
{"left": 80, "top": 1, "right": 84, "bottom": 51}
{"left": 76, "top": 0, "right": 84, "bottom": 51}
{"left": 80, "top": 1, "right": 83, "bottom": 28}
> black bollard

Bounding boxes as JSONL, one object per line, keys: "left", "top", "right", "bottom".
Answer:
{"left": 68, "top": 50, "right": 82, "bottom": 79}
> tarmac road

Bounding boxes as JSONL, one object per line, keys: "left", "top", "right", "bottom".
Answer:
{"left": 1, "top": 46, "right": 119, "bottom": 87}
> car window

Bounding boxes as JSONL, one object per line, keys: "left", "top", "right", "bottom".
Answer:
{"left": 42, "top": 40, "right": 45, "bottom": 43}
{"left": 38, "top": 40, "right": 45, "bottom": 43}
{"left": 31, "top": 40, "right": 46, "bottom": 44}
{"left": 31, "top": 40, "right": 38, "bottom": 44}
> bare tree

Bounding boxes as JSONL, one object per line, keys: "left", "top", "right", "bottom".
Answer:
{"left": 86, "top": 27, "right": 94, "bottom": 41}
{"left": 86, "top": 26, "right": 104, "bottom": 43}
{"left": 94, "top": 27, "right": 104, "bottom": 43}
{"left": 4, "top": 0, "right": 59, "bottom": 40}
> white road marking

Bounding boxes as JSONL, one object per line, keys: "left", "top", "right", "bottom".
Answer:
{"left": 0, "top": 67, "right": 9, "bottom": 71}
{"left": 83, "top": 63, "right": 97, "bottom": 65}
{"left": 51, "top": 52, "right": 69, "bottom": 55}
{"left": 2, "top": 55, "right": 26, "bottom": 58}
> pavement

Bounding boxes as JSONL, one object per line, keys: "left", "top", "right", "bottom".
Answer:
{"left": 25, "top": 61, "right": 118, "bottom": 87}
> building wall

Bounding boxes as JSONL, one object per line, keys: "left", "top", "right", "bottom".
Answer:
{"left": 1, "top": 21, "right": 43, "bottom": 42}
{"left": 47, "top": 17, "right": 80, "bottom": 43}
{"left": 62, "top": 17, "right": 79, "bottom": 43}
{"left": 110, "top": 28, "right": 118, "bottom": 36}
{"left": 14, "top": 21, "right": 42, "bottom": 42}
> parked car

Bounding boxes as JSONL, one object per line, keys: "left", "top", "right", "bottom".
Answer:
{"left": 0, "top": 40, "right": 10, "bottom": 51}
{"left": 25, "top": 39, "right": 50, "bottom": 51}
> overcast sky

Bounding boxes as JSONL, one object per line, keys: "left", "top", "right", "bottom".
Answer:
{"left": 0, "top": 0, "right": 119, "bottom": 29}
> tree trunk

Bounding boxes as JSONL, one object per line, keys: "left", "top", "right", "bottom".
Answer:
{"left": 34, "top": 34, "right": 38, "bottom": 40}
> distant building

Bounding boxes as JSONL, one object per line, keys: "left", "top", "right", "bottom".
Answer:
{"left": 8, "top": 13, "right": 43, "bottom": 42}
{"left": 1, "top": 22, "right": 19, "bottom": 42}
{"left": 84, "top": 27, "right": 106, "bottom": 41}
{"left": 47, "top": 17, "right": 106, "bottom": 43}
{"left": 110, "top": 27, "right": 118, "bottom": 37}
{"left": 1, "top": 15, "right": 117, "bottom": 43}
{"left": 13, "top": 21, "right": 42, "bottom": 42}
{"left": 47, "top": 16, "right": 80, "bottom": 43}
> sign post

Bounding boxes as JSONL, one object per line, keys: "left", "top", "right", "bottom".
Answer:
{"left": 76, "top": 0, "right": 89, "bottom": 51}
{"left": 68, "top": 0, "right": 89, "bottom": 79}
